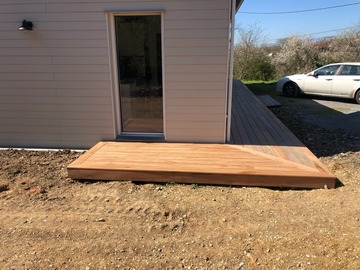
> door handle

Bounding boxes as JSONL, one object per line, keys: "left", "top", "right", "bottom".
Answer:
{"left": 325, "top": 79, "right": 333, "bottom": 81}
{"left": 353, "top": 79, "right": 360, "bottom": 81}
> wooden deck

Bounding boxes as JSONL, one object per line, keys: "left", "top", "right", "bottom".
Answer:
{"left": 67, "top": 81, "right": 336, "bottom": 189}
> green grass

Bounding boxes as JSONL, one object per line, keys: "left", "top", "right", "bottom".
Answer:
{"left": 4, "top": 172, "right": 13, "bottom": 179}
{"left": 243, "top": 80, "right": 279, "bottom": 96}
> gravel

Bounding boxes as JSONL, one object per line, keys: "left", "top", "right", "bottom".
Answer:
{"left": 270, "top": 97, "right": 360, "bottom": 157}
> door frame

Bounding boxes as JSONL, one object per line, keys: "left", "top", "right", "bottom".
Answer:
{"left": 107, "top": 11, "right": 166, "bottom": 140}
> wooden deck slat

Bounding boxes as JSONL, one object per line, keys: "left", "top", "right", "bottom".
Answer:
{"left": 67, "top": 142, "right": 332, "bottom": 181}
{"left": 231, "top": 81, "right": 315, "bottom": 167}
{"left": 233, "top": 95, "right": 295, "bottom": 161}
{"left": 232, "top": 90, "right": 274, "bottom": 155}
{"left": 67, "top": 81, "right": 336, "bottom": 189}
{"left": 69, "top": 144, "right": 321, "bottom": 174}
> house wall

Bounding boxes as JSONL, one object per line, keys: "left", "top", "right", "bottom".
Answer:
{"left": 0, "top": 0, "right": 231, "bottom": 148}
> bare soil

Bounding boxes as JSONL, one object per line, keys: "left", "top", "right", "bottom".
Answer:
{"left": 1, "top": 103, "right": 360, "bottom": 269}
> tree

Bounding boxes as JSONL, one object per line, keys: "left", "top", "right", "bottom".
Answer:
{"left": 271, "top": 35, "right": 320, "bottom": 77}
{"left": 233, "top": 24, "right": 275, "bottom": 81}
{"left": 234, "top": 22, "right": 360, "bottom": 80}
{"left": 325, "top": 21, "right": 360, "bottom": 62}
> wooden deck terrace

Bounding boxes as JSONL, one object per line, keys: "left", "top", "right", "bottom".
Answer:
{"left": 67, "top": 81, "right": 336, "bottom": 189}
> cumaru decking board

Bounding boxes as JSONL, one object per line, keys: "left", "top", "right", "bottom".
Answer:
{"left": 67, "top": 81, "right": 336, "bottom": 189}
{"left": 231, "top": 81, "right": 315, "bottom": 167}
{"left": 68, "top": 141, "right": 335, "bottom": 189}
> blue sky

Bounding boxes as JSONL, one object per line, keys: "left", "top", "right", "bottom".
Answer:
{"left": 235, "top": 1, "right": 360, "bottom": 43}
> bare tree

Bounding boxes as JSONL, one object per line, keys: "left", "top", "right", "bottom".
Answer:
{"left": 234, "top": 24, "right": 274, "bottom": 80}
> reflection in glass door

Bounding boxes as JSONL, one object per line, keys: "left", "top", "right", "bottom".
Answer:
{"left": 115, "top": 15, "right": 163, "bottom": 134}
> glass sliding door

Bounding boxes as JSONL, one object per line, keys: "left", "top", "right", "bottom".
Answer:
{"left": 115, "top": 15, "right": 163, "bottom": 134}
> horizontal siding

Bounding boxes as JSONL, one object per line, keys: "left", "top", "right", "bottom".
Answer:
{"left": 0, "top": 108, "right": 112, "bottom": 118}
{"left": 0, "top": 81, "right": 110, "bottom": 89}
{"left": 166, "top": 65, "right": 228, "bottom": 74}
{"left": 166, "top": 121, "right": 224, "bottom": 130}
{"left": 0, "top": 0, "right": 231, "bottom": 148}
{"left": 166, "top": 90, "right": 226, "bottom": 98}
{"left": 0, "top": 39, "right": 108, "bottom": 48}
{"left": 0, "top": 104, "right": 112, "bottom": 113}
{"left": 0, "top": 31, "right": 108, "bottom": 41}
{"left": 0, "top": 125, "right": 113, "bottom": 135}
{"left": 0, "top": 12, "right": 106, "bottom": 22}
{"left": 166, "top": 113, "right": 225, "bottom": 122}
{"left": 0, "top": 65, "right": 109, "bottom": 73}
{"left": 165, "top": 19, "right": 228, "bottom": 30}
{"left": 166, "top": 97, "right": 226, "bottom": 107}
{"left": 165, "top": 47, "right": 228, "bottom": 56}
{"left": 0, "top": 48, "right": 109, "bottom": 56}
{"left": 166, "top": 105, "right": 225, "bottom": 115}
{"left": 0, "top": 136, "right": 111, "bottom": 149}
{"left": 166, "top": 38, "right": 227, "bottom": 47}
{"left": 165, "top": 132, "right": 225, "bottom": 143}
{"left": 165, "top": 73, "right": 228, "bottom": 82}
{"left": 165, "top": 29, "right": 228, "bottom": 39}
{"left": 0, "top": 96, "right": 112, "bottom": 105}
{"left": 0, "top": 118, "right": 112, "bottom": 128}
{"left": 163, "top": 0, "right": 229, "bottom": 142}
{"left": 166, "top": 56, "right": 228, "bottom": 65}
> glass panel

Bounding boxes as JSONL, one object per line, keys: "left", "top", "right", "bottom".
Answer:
{"left": 340, "top": 65, "right": 360, "bottom": 76}
{"left": 115, "top": 15, "right": 163, "bottom": 133}
{"left": 315, "top": 65, "right": 340, "bottom": 76}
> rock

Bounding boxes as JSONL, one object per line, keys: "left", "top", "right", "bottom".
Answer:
{"left": 95, "top": 218, "right": 106, "bottom": 222}
{"left": 0, "top": 179, "right": 9, "bottom": 192}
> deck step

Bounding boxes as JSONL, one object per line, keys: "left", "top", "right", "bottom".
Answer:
{"left": 67, "top": 141, "right": 336, "bottom": 189}
{"left": 257, "top": 95, "right": 281, "bottom": 107}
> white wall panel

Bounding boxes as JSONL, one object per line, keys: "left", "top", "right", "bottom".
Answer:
{"left": 0, "top": 0, "right": 231, "bottom": 148}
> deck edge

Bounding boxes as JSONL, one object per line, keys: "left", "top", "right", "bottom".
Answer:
{"left": 67, "top": 168, "right": 336, "bottom": 189}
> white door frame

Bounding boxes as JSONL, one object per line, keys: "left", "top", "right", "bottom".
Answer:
{"left": 106, "top": 11, "right": 166, "bottom": 140}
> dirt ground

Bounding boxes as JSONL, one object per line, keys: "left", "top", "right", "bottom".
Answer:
{"left": 1, "top": 99, "right": 360, "bottom": 269}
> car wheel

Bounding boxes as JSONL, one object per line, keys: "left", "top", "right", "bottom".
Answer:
{"left": 355, "top": 90, "right": 360, "bottom": 104}
{"left": 283, "top": 82, "right": 300, "bottom": 98}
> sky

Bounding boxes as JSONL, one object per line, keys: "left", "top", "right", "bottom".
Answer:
{"left": 235, "top": 0, "right": 360, "bottom": 43}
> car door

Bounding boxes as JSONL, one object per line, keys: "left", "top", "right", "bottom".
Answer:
{"left": 303, "top": 65, "right": 340, "bottom": 94}
{"left": 332, "top": 65, "right": 360, "bottom": 97}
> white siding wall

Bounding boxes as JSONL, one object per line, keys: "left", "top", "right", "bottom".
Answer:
{"left": 0, "top": 0, "right": 231, "bottom": 148}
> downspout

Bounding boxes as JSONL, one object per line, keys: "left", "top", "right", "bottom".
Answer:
{"left": 225, "top": 0, "right": 236, "bottom": 143}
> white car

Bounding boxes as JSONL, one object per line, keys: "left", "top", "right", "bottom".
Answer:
{"left": 276, "top": 63, "right": 360, "bottom": 104}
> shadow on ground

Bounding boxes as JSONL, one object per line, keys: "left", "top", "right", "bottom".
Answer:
{"left": 245, "top": 82, "right": 360, "bottom": 157}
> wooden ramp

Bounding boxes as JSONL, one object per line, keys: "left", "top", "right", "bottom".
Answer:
{"left": 67, "top": 81, "right": 336, "bottom": 189}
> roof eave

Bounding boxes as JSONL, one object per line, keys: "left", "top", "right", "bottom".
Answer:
{"left": 236, "top": 0, "right": 244, "bottom": 12}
